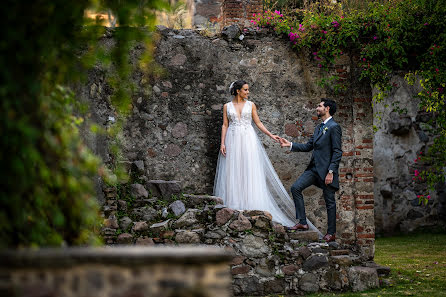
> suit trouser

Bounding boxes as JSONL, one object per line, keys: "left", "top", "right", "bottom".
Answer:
{"left": 290, "top": 167, "right": 337, "bottom": 235}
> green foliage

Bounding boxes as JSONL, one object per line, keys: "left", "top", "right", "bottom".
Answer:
{"left": 255, "top": 0, "right": 446, "bottom": 196}
{"left": 0, "top": 0, "right": 168, "bottom": 247}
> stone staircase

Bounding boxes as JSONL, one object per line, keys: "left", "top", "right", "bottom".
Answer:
{"left": 101, "top": 180, "right": 390, "bottom": 295}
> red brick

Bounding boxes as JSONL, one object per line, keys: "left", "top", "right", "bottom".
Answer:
{"left": 358, "top": 233, "right": 375, "bottom": 239}
{"left": 356, "top": 205, "right": 374, "bottom": 210}
{"left": 356, "top": 173, "right": 374, "bottom": 177}
{"left": 356, "top": 195, "right": 374, "bottom": 199}
{"left": 343, "top": 152, "right": 354, "bottom": 156}
{"left": 362, "top": 139, "right": 373, "bottom": 143}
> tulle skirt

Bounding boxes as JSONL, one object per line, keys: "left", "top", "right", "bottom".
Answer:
{"left": 213, "top": 124, "right": 298, "bottom": 227}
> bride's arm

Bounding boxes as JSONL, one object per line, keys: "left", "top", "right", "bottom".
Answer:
{"left": 252, "top": 103, "right": 280, "bottom": 142}
{"left": 220, "top": 104, "right": 229, "bottom": 156}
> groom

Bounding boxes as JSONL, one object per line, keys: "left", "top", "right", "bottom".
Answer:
{"left": 280, "top": 99, "right": 342, "bottom": 243}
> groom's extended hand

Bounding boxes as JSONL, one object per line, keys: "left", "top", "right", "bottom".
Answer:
{"left": 279, "top": 137, "right": 291, "bottom": 147}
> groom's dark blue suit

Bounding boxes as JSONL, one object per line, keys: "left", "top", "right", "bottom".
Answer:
{"left": 290, "top": 117, "right": 342, "bottom": 235}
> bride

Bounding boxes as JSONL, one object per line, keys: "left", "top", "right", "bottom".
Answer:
{"left": 213, "top": 80, "right": 320, "bottom": 234}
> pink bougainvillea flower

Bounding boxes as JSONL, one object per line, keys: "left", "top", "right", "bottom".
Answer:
{"left": 318, "top": 64, "right": 322, "bottom": 68}
{"left": 341, "top": 16, "right": 344, "bottom": 19}
{"left": 427, "top": 195, "right": 431, "bottom": 200}
{"left": 332, "top": 21, "right": 339, "bottom": 28}
{"left": 362, "top": 58, "right": 366, "bottom": 62}
{"left": 424, "top": 23, "right": 429, "bottom": 26}
{"left": 313, "top": 52, "right": 318, "bottom": 55}
{"left": 323, "top": 30, "right": 328, "bottom": 34}
{"left": 298, "top": 24, "right": 305, "bottom": 32}
{"left": 414, "top": 169, "right": 420, "bottom": 176}
{"left": 417, "top": 195, "right": 421, "bottom": 198}
{"left": 373, "top": 36, "right": 378, "bottom": 40}
{"left": 435, "top": 68, "right": 439, "bottom": 73}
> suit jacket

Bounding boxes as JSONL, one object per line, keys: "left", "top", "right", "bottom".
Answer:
{"left": 291, "top": 118, "right": 343, "bottom": 189}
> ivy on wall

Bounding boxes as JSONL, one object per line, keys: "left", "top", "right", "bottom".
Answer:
{"left": 255, "top": 0, "right": 445, "bottom": 201}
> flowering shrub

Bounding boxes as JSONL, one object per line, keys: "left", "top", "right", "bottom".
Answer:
{"left": 256, "top": 0, "right": 445, "bottom": 202}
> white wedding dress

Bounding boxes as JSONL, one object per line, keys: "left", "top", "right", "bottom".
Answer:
{"left": 213, "top": 100, "right": 320, "bottom": 234}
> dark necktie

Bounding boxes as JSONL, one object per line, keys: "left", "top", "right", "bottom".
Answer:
{"left": 319, "top": 122, "right": 325, "bottom": 132}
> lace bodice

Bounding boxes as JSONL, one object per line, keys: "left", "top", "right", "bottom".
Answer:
{"left": 227, "top": 100, "right": 252, "bottom": 128}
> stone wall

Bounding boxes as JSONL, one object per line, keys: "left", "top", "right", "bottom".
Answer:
{"left": 0, "top": 246, "right": 232, "bottom": 297}
{"left": 192, "top": 0, "right": 261, "bottom": 31}
{"left": 373, "top": 76, "right": 446, "bottom": 234}
{"left": 100, "top": 186, "right": 387, "bottom": 295}
{"left": 80, "top": 26, "right": 375, "bottom": 255}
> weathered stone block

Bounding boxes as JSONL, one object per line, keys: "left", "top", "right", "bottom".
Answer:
{"left": 348, "top": 266, "right": 379, "bottom": 292}
{"left": 229, "top": 213, "right": 252, "bottom": 231}
{"left": 131, "top": 206, "right": 157, "bottom": 222}
{"left": 135, "top": 236, "right": 155, "bottom": 245}
{"left": 132, "top": 221, "right": 149, "bottom": 232}
{"left": 175, "top": 231, "right": 201, "bottom": 244}
{"left": 117, "top": 233, "right": 133, "bottom": 244}
{"left": 303, "top": 254, "right": 329, "bottom": 271}
{"left": 183, "top": 194, "right": 224, "bottom": 208}
{"left": 146, "top": 180, "right": 182, "bottom": 200}
{"left": 174, "top": 209, "right": 199, "bottom": 228}
{"left": 130, "top": 183, "right": 148, "bottom": 199}
{"left": 240, "top": 235, "right": 270, "bottom": 257}
{"left": 169, "top": 200, "right": 186, "bottom": 216}
{"left": 216, "top": 208, "right": 235, "bottom": 225}
{"left": 299, "top": 273, "right": 319, "bottom": 292}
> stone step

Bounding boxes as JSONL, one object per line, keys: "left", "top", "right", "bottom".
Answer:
{"left": 287, "top": 230, "right": 320, "bottom": 241}
{"left": 182, "top": 194, "right": 224, "bottom": 207}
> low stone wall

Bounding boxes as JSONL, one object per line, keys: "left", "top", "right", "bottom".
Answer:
{"left": 101, "top": 182, "right": 388, "bottom": 295}
{"left": 0, "top": 246, "right": 232, "bottom": 297}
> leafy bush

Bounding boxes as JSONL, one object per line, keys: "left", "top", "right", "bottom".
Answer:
{"left": 0, "top": 0, "right": 168, "bottom": 247}
{"left": 255, "top": 0, "right": 445, "bottom": 197}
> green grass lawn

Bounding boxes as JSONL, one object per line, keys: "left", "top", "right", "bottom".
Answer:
{"left": 308, "top": 231, "right": 446, "bottom": 296}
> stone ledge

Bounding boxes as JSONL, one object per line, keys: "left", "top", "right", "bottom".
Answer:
{"left": 0, "top": 246, "right": 234, "bottom": 268}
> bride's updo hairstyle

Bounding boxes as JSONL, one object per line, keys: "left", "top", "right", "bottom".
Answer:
{"left": 229, "top": 80, "right": 247, "bottom": 96}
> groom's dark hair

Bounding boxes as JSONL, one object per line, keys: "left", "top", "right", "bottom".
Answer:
{"left": 321, "top": 98, "right": 337, "bottom": 116}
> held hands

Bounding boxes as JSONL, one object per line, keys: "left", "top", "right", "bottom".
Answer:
{"left": 270, "top": 134, "right": 281, "bottom": 143}
{"left": 279, "top": 137, "right": 291, "bottom": 148}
